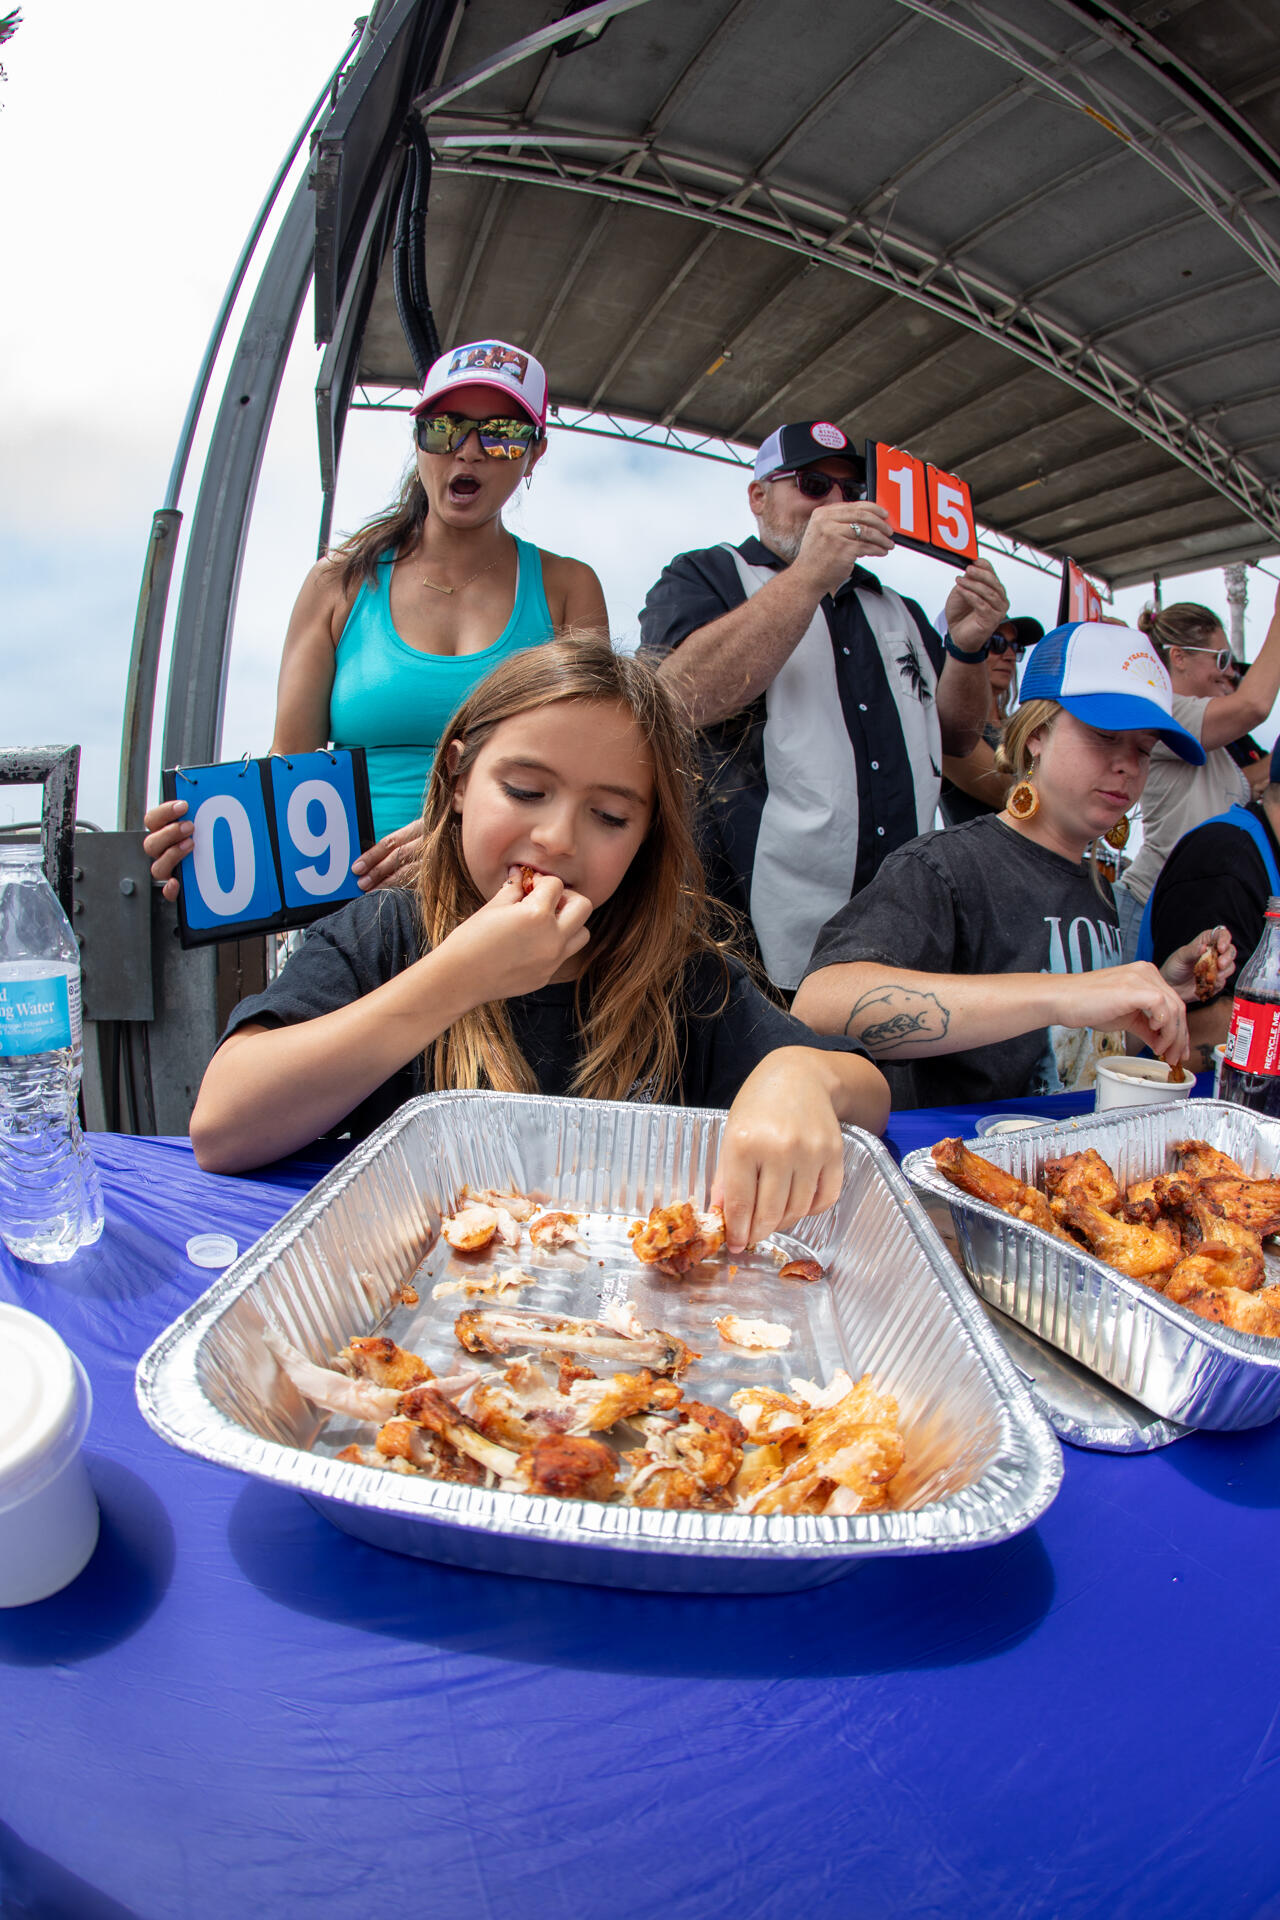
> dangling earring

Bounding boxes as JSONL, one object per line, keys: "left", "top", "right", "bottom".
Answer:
{"left": 524, "top": 471, "right": 534, "bottom": 491}
{"left": 1104, "top": 814, "right": 1131, "bottom": 851}
{"left": 1007, "top": 780, "right": 1040, "bottom": 821}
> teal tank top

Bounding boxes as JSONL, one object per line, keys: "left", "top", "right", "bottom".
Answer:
{"left": 330, "top": 534, "right": 554, "bottom": 840}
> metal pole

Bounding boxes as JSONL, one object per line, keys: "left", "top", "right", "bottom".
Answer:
{"left": 1224, "top": 562, "right": 1249, "bottom": 661}
{"left": 115, "top": 24, "right": 365, "bottom": 834}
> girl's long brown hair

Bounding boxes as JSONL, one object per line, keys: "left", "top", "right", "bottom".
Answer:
{"left": 414, "top": 638, "right": 729, "bottom": 1101}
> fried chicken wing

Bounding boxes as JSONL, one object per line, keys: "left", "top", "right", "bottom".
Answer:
{"left": 1171, "top": 1141, "right": 1244, "bottom": 1180}
{"left": 626, "top": 1401, "right": 746, "bottom": 1509}
{"left": 337, "top": 1334, "right": 433, "bottom": 1391}
{"left": 629, "top": 1201, "right": 726, "bottom": 1275}
{"left": 1160, "top": 1190, "right": 1265, "bottom": 1290}
{"left": 517, "top": 1434, "right": 619, "bottom": 1501}
{"left": 738, "top": 1375, "right": 904, "bottom": 1517}
{"left": 1193, "top": 948, "right": 1221, "bottom": 1002}
{"left": 1043, "top": 1148, "right": 1122, "bottom": 1214}
{"left": 1163, "top": 1264, "right": 1280, "bottom": 1338}
{"left": 1193, "top": 1177, "right": 1280, "bottom": 1237}
{"left": 1049, "top": 1194, "right": 1182, "bottom": 1281}
{"left": 931, "top": 1138, "right": 1075, "bottom": 1243}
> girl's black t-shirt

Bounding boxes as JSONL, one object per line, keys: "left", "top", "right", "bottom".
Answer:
{"left": 802, "top": 814, "right": 1123, "bottom": 1108}
{"left": 223, "top": 890, "right": 867, "bottom": 1144}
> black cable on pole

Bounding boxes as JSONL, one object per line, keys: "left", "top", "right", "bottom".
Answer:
{"left": 392, "top": 136, "right": 433, "bottom": 382}
{"left": 405, "top": 119, "right": 441, "bottom": 363}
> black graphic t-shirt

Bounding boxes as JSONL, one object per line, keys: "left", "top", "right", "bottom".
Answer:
{"left": 803, "top": 814, "right": 1124, "bottom": 1108}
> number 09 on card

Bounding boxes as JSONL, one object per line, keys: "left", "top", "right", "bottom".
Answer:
{"left": 866, "top": 442, "right": 978, "bottom": 566}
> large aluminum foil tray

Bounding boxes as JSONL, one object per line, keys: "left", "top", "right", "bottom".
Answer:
{"left": 137, "top": 1093, "right": 1060, "bottom": 1594}
{"left": 905, "top": 1099, "right": 1280, "bottom": 1431}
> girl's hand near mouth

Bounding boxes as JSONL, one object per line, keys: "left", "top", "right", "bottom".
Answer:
{"left": 439, "top": 868, "right": 593, "bottom": 1000}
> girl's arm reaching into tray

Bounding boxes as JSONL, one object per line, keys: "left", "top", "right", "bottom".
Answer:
{"left": 713, "top": 1045, "right": 890, "bottom": 1253}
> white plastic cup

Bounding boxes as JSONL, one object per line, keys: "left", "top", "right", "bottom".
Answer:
{"left": 1094, "top": 1056, "right": 1195, "bottom": 1112}
{"left": 0, "top": 1302, "right": 99, "bottom": 1605}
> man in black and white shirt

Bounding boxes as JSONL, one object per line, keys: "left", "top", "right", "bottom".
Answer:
{"left": 639, "top": 420, "right": 1009, "bottom": 988}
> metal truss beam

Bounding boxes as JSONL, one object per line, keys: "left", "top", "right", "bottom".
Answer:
{"left": 427, "top": 138, "right": 1280, "bottom": 552}
{"left": 347, "top": 388, "right": 1103, "bottom": 586}
{"left": 893, "top": 0, "right": 1280, "bottom": 289}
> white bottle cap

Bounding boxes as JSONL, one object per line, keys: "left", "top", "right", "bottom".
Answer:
{"left": 0, "top": 1303, "right": 99, "bottom": 1605}
{"left": 185, "top": 1233, "right": 238, "bottom": 1269}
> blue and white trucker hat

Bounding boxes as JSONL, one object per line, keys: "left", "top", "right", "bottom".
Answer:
{"left": 1020, "top": 622, "right": 1205, "bottom": 765}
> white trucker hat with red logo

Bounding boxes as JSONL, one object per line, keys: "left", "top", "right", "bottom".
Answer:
{"left": 411, "top": 339, "right": 548, "bottom": 430}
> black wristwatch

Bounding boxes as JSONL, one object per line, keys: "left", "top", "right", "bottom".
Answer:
{"left": 943, "top": 632, "right": 992, "bottom": 663}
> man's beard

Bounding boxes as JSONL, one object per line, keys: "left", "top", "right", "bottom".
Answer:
{"left": 754, "top": 508, "right": 803, "bottom": 564}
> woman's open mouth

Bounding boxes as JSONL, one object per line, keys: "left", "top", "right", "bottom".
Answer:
{"left": 447, "top": 474, "right": 482, "bottom": 503}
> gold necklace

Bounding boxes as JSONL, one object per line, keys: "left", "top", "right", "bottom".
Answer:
{"left": 420, "top": 536, "right": 512, "bottom": 596}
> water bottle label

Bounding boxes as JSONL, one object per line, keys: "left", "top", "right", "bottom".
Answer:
{"left": 1226, "top": 996, "right": 1280, "bottom": 1076}
{"left": 0, "top": 975, "right": 73, "bottom": 1054}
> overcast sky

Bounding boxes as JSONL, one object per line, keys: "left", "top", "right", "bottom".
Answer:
{"left": 3, "top": 1, "right": 1277, "bottom": 832}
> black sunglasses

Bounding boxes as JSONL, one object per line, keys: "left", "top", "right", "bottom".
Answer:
{"left": 988, "top": 634, "right": 1026, "bottom": 657}
{"left": 769, "top": 467, "right": 866, "bottom": 504}
{"left": 414, "top": 412, "right": 539, "bottom": 459}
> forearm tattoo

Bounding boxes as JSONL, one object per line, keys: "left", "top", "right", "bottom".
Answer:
{"left": 844, "top": 985, "right": 951, "bottom": 1054}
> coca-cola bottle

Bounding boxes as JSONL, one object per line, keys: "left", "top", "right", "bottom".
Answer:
{"left": 1221, "top": 897, "right": 1280, "bottom": 1115}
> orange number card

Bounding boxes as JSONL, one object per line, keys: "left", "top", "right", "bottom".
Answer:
{"left": 1058, "top": 557, "right": 1104, "bottom": 624}
{"left": 925, "top": 466, "right": 978, "bottom": 563}
{"left": 870, "top": 442, "right": 928, "bottom": 542}
{"left": 866, "top": 442, "right": 976, "bottom": 568}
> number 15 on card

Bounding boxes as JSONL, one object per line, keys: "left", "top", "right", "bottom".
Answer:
{"left": 866, "top": 442, "right": 979, "bottom": 567}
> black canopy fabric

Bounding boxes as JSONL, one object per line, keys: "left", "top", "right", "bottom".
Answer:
{"left": 349, "top": 0, "right": 1280, "bottom": 589}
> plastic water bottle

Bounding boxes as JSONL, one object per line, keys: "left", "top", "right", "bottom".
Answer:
{"left": 0, "top": 847, "right": 103, "bottom": 1262}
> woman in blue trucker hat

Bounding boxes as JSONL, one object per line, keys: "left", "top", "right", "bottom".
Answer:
{"left": 792, "top": 621, "right": 1236, "bottom": 1110}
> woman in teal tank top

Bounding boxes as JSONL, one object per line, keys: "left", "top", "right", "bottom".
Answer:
{"left": 143, "top": 338, "right": 608, "bottom": 901}
{"left": 329, "top": 533, "right": 555, "bottom": 842}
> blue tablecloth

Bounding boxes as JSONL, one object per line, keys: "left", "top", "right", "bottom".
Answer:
{"left": 3, "top": 1095, "right": 1278, "bottom": 1920}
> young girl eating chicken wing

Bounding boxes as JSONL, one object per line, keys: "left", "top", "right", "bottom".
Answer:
{"left": 192, "top": 640, "right": 889, "bottom": 1250}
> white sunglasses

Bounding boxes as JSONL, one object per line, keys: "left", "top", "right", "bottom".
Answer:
{"left": 1174, "top": 644, "right": 1232, "bottom": 671}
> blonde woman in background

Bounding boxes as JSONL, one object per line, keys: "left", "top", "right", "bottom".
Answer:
{"left": 1114, "top": 580, "right": 1280, "bottom": 961}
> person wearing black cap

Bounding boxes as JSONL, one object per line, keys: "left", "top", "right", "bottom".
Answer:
{"left": 638, "top": 419, "right": 1009, "bottom": 990}
{"left": 938, "top": 614, "right": 1044, "bottom": 826}
{"left": 1143, "top": 742, "right": 1280, "bottom": 1073}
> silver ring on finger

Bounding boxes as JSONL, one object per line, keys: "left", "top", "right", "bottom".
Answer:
{"left": 850, "top": 521, "right": 863, "bottom": 537}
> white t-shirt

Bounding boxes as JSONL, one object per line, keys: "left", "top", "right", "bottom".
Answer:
{"left": 1122, "top": 693, "right": 1250, "bottom": 906}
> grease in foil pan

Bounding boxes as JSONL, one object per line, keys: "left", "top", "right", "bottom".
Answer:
{"left": 137, "top": 1093, "right": 1060, "bottom": 1593}
{"left": 905, "top": 1099, "right": 1280, "bottom": 1432}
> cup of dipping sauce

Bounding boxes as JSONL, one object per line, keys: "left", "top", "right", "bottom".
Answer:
{"left": 975, "top": 1114, "right": 1045, "bottom": 1137}
{"left": 0, "top": 1303, "right": 99, "bottom": 1606}
{"left": 1094, "top": 1057, "right": 1194, "bottom": 1113}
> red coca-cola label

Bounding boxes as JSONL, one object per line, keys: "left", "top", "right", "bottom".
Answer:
{"left": 1226, "top": 996, "right": 1280, "bottom": 1075}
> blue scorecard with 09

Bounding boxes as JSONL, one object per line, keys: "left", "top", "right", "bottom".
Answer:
{"left": 268, "top": 753, "right": 365, "bottom": 912}
{"left": 179, "top": 762, "right": 283, "bottom": 933}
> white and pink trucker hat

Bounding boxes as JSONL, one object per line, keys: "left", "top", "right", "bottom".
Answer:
{"left": 410, "top": 339, "right": 548, "bottom": 431}
{"left": 1020, "top": 622, "right": 1204, "bottom": 764}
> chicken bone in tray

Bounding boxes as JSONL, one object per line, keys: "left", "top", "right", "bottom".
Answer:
{"left": 268, "top": 1188, "right": 906, "bottom": 1519}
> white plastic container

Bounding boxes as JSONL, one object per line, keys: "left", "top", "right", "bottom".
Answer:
{"left": 0, "top": 1303, "right": 99, "bottom": 1605}
{"left": 1094, "top": 1056, "right": 1194, "bottom": 1112}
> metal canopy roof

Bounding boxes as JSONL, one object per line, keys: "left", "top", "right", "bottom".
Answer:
{"left": 351, "top": 0, "right": 1280, "bottom": 589}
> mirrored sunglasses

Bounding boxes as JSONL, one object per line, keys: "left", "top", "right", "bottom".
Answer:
{"left": 770, "top": 467, "right": 865, "bottom": 504}
{"left": 988, "top": 634, "right": 1026, "bottom": 657}
{"left": 1174, "top": 644, "right": 1233, "bottom": 671}
{"left": 414, "top": 412, "right": 539, "bottom": 459}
